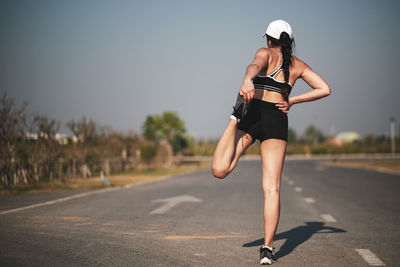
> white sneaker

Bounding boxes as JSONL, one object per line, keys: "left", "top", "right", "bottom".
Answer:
{"left": 259, "top": 246, "right": 276, "bottom": 265}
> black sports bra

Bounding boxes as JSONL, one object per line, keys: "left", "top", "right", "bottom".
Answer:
{"left": 252, "top": 61, "right": 293, "bottom": 96}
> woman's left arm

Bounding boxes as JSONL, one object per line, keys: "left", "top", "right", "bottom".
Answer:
{"left": 277, "top": 63, "right": 330, "bottom": 113}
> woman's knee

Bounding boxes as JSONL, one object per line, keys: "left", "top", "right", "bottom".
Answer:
{"left": 212, "top": 165, "right": 229, "bottom": 179}
{"left": 262, "top": 185, "right": 280, "bottom": 195}
{"left": 211, "top": 158, "right": 231, "bottom": 178}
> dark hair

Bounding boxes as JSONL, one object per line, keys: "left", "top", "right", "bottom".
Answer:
{"left": 266, "top": 32, "right": 295, "bottom": 102}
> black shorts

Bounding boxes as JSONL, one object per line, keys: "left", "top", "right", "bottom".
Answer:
{"left": 238, "top": 99, "right": 288, "bottom": 142}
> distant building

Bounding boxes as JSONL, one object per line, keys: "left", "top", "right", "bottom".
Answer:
{"left": 25, "top": 132, "right": 70, "bottom": 145}
{"left": 25, "top": 132, "right": 48, "bottom": 140}
{"left": 336, "top": 131, "right": 360, "bottom": 144}
{"left": 25, "top": 132, "right": 38, "bottom": 140}
{"left": 325, "top": 137, "right": 343, "bottom": 146}
{"left": 55, "top": 133, "right": 68, "bottom": 145}
{"left": 72, "top": 136, "right": 78, "bottom": 143}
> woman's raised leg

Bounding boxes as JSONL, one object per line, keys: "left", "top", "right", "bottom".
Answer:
{"left": 211, "top": 119, "right": 253, "bottom": 178}
{"left": 260, "top": 139, "right": 287, "bottom": 247}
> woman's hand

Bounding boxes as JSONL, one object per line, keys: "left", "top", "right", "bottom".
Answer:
{"left": 276, "top": 100, "right": 292, "bottom": 114}
{"left": 239, "top": 79, "right": 255, "bottom": 104}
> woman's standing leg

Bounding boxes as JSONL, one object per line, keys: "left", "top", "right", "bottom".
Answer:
{"left": 212, "top": 119, "right": 253, "bottom": 178}
{"left": 260, "top": 139, "right": 287, "bottom": 247}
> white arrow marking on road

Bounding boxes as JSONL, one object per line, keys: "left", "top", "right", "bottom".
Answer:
{"left": 150, "top": 195, "right": 202, "bottom": 214}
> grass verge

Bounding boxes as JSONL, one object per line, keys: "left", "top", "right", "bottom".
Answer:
{"left": 0, "top": 162, "right": 211, "bottom": 195}
{"left": 324, "top": 159, "right": 400, "bottom": 175}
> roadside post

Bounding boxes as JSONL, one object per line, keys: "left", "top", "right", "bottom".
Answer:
{"left": 390, "top": 117, "right": 396, "bottom": 155}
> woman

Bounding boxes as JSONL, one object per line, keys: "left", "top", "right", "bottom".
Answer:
{"left": 211, "top": 19, "right": 330, "bottom": 265}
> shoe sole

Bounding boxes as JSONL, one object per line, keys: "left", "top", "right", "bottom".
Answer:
{"left": 260, "top": 257, "right": 274, "bottom": 265}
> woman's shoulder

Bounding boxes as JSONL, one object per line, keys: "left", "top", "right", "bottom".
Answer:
{"left": 254, "top": 47, "right": 279, "bottom": 61}
{"left": 291, "top": 56, "right": 311, "bottom": 72}
{"left": 291, "top": 56, "right": 307, "bottom": 67}
{"left": 289, "top": 56, "right": 313, "bottom": 82}
{"left": 255, "top": 47, "right": 272, "bottom": 56}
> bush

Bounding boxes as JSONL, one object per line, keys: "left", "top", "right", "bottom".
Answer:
{"left": 310, "top": 145, "right": 328, "bottom": 154}
{"left": 140, "top": 143, "right": 157, "bottom": 164}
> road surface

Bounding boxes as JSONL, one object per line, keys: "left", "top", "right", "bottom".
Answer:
{"left": 0, "top": 159, "right": 398, "bottom": 266}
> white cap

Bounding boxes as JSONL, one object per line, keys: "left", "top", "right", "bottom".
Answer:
{"left": 265, "top": 19, "right": 293, "bottom": 40}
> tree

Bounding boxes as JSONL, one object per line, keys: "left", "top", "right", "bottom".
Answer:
{"left": 140, "top": 143, "right": 157, "bottom": 165}
{"left": 142, "top": 111, "right": 189, "bottom": 154}
{"left": 67, "top": 117, "right": 99, "bottom": 178}
{"left": 143, "top": 115, "right": 159, "bottom": 141}
{"left": 67, "top": 117, "right": 97, "bottom": 144}
{"left": 24, "top": 115, "right": 61, "bottom": 182}
{"left": 0, "top": 94, "right": 27, "bottom": 187}
{"left": 288, "top": 128, "right": 297, "bottom": 143}
{"left": 303, "top": 125, "right": 325, "bottom": 144}
{"left": 171, "top": 134, "right": 189, "bottom": 154}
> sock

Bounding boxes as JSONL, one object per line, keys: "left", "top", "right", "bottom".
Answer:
{"left": 230, "top": 115, "right": 237, "bottom": 121}
{"left": 262, "top": 245, "right": 273, "bottom": 251}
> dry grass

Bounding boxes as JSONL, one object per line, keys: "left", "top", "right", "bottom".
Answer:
{"left": 324, "top": 159, "right": 400, "bottom": 174}
{"left": 1, "top": 162, "right": 211, "bottom": 195}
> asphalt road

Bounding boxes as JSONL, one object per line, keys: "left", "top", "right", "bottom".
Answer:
{"left": 0, "top": 159, "right": 399, "bottom": 266}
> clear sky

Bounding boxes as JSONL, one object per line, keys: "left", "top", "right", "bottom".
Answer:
{"left": 1, "top": 0, "right": 400, "bottom": 139}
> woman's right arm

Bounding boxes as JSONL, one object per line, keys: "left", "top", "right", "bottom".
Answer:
{"left": 239, "top": 48, "right": 269, "bottom": 104}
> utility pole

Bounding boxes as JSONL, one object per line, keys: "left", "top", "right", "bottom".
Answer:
{"left": 390, "top": 117, "right": 396, "bottom": 155}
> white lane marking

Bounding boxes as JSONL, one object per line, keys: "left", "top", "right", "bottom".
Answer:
{"left": 294, "top": 187, "right": 303, "bottom": 192}
{"left": 304, "top": 197, "right": 315, "bottom": 204}
{"left": 287, "top": 180, "right": 294, "bottom": 185}
{"left": 150, "top": 195, "right": 202, "bottom": 214}
{"left": 0, "top": 187, "right": 120, "bottom": 215}
{"left": 355, "top": 249, "right": 385, "bottom": 266}
{"left": 321, "top": 214, "right": 337, "bottom": 222}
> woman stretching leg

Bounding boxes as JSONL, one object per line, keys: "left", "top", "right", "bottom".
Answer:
{"left": 212, "top": 19, "right": 330, "bottom": 265}
{"left": 212, "top": 119, "right": 253, "bottom": 179}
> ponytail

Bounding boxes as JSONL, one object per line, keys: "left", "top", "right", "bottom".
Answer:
{"left": 266, "top": 33, "right": 295, "bottom": 102}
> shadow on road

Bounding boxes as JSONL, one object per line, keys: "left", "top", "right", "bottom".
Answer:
{"left": 242, "top": 221, "right": 346, "bottom": 259}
